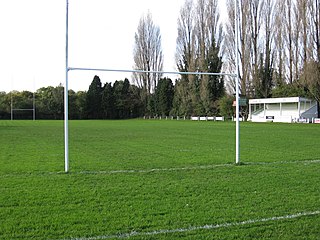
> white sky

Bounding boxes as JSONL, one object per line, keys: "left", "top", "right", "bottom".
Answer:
{"left": 0, "top": 0, "right": 227, "bottom": 93}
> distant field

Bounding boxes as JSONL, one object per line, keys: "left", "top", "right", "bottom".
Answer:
{"left": 0, "top": 120, "right": 319, "bottom": 239}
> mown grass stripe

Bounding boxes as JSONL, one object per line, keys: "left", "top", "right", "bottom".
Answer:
{"left": 66, "top": 210, "right": 320, "bottom": 240}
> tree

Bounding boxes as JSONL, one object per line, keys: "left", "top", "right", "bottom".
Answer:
{"left": 68, "top": 90, "right": 79, "bottom": 120}
{"left": 197, "top": 0, "right": 224, "bottom": 115}
{"left": 132, "top": 11, "right": 163, "bottom": 114}
{"left": 0, "top": 92, "right": 10, "bottom": 119}
{"left": 75, "top": 91, "right": 87, "bottom": 119}
{"left": 218, "top": 95, "right": 234, "bottom": 118}
{"left": 113, "top": 79, "right": 131, "bottom": 119}
{"left": 225, "top": 0, "right": 251, "bottom": 96}
{"left": 171, "top": 78, "right": 192, "bottom": 116}
{"left": 238, "top": 0, "right": 252, "bottom": 96}
{"left": 101, "top": 82, "right": 114, "bottom": 119}
{"left": 255, "top": 0, "right": 274, "bottom": 98}
{"left": 300, "top": 60, "right": 320, "bottom": 102}
{"left": 36, "top": 86, "right": 64, "bottom": 119}
{"left": 249, "top": 0, "right": 264, "bottom": 96}
{"left": 128, "top": 84, "right": 144, "bottom": 118}
{"left": 154, "top": 78, "right": 174, "bottom": 116}
{"left": 175, "top": 0, "right": 224, "bottom": 116}
{"left": 86, "top": 75, "right": 103, "bottom": 119}
{"left": 176, "top": 0, "right": 198, "bottom": 115}
{"left": 272, "top": 82, "right": 307, "bottom": 98}
{"left": 273, "top": 0, "right": 286, "bottom": 86}
{"left": 309, "top": 0, "right": 320, "bottom": 62}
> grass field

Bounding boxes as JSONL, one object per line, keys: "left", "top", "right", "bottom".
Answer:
{"left": 0, "top": 120, "right": 319, "bottom": 239}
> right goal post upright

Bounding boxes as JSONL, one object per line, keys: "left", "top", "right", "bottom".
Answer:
{"left": 235, "top": 0, "right": 240, "bottom": 165}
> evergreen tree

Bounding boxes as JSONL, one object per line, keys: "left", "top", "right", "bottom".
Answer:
{"left": 101, "top": 82, "right": 114, "bottom": 119}
{"left": 128, "top": 84, "right": 144, "bottom": 118}
{"left": 256, "top": 53, "right": 273, "bottom": 98}
{"left": 155, "top": 78, "right": 174, "bottom": 116}
{"left": 113, "top": 79, "right": 131, "bottom": 119}
{"left": 68, "top": 90, "right": 79, "bottom": 120}
{"left": 75, "top": 91, "right": 87, "bottom": 119}
{"left": 86, "top": 75, "right": 103, "bottom": 119}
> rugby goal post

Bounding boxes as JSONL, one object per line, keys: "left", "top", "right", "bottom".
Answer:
{"left": 64, "top": 0, "right": 241, "bottom": 173}
{"left": 10, "top": 91, "right": 36, "bottom": 121}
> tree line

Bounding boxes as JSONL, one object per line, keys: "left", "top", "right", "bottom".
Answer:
{"left": 0, "top": 75, "right": 234, "bottom": 120}
{"left": 1, "top": 0, "right": 319, "bottom": 120}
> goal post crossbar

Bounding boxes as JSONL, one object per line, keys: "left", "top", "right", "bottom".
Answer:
{"left": 68, "top": 67, "right": 237, "bottom": 77}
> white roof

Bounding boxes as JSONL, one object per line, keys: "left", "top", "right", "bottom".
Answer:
{"left": 249, "top": 97, "right": 313, "bottom": 104}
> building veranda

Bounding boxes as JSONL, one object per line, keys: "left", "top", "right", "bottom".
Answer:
{"left": 248, "top": 97, "right": 318, "bottom": 123}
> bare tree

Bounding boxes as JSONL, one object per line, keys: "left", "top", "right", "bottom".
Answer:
{"left": 308, "top": 0, "right": 320, "bottom": 61}
{"left": 175, "top": 0, "right": 223, "bottom": 116}
{"left": 227, "top": 0, "right": 251, "bottom": 96}
{"left": 297, "top": 0, "right": 309, "bottom": 66}
{"left": 274, "top": 0, "right": 287, "bottom": 85}
{"left": 133, "top": 12, "right": 163, "bottom": 101}
{"left": 258, "top": 0, "right": 275, "bottom": 98}
{"left": 284, "top": 0, "right": 295, "bottom": 83}
{"left": 223, "top": 0, "right": 237, "bottom": 93}
{"left": 196, "top": 0, "right": 223, "bottom": 114}
{"left": 175, "top": 0, "right": 196, "bottom": 115}
{"left": 249, "top": 0, "right": 264, "bottom": 96}
{"left": 176, "top": 0, "right": 196, "bottom": 73}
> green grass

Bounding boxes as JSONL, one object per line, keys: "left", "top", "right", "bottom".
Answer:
{"left": 0, "top": 120, "right": 319, "bottom": 239}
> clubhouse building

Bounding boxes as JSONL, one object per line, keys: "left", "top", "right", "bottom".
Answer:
{"left": 248, "top": 97, "right": 318, "bottom": 123}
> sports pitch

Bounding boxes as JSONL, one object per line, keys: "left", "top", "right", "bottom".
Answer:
{"left": 0, "top": 120, "right": 319, "bottom": 239}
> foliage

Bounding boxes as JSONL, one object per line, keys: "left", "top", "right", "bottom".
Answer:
{"left": 86, "top": 75, "right": 103, "bottom": 119}
{"left": 36, "top": 86, "right": 64, "bottom": 120}
{"left": 271, "top": 83, "right": 308, "bottom": 98}
{"left": 154, "top": 78, "right": 174, "bottom": 116}
{"left": 299, "top": 60, "right": 320, "bottom": 102}
{"left": 0, "top": 92, "right": 10, "bottom": 119}
{"left": 255, "top": 53, "right": 274, "bottom": 98}
{"left": 218, "top": 95, "right": 234, "bottom": 118}
{"left": 101, "top": 82, "right": 114, "bottom": 119}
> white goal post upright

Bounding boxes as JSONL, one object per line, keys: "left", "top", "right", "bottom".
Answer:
{"left": 234, "top": 0, "right": 240, "bottom": 165}
{"left": 64, "top": 0, "right": 241, "bottom": 173}
{"left": 65, "top": 0, "right": 69, "bottom": 173}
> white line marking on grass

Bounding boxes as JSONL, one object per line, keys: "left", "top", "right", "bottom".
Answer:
{"left": 78, "top": 163, "right": 233, "bottom": 175}
{"left": 246, "top": 159, "right": 320, "bottom": 166}
{"left": 76, "top": 159, "right": 320, "bottom": 175}
{"left": 0, "top": 159, "right": 319, "bottom": 178}
{"left": 66, "top": 210, "right": 320, "bottom": 240}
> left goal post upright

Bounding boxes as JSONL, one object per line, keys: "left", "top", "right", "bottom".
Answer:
{"left": 64, "top": 0, "right": 69, "bottom": 173}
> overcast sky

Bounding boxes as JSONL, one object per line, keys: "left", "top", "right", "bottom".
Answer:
{"left": 0, "top": 0, "right": 227, "bottom": 93}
